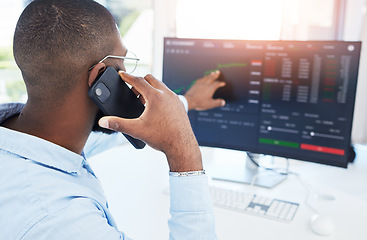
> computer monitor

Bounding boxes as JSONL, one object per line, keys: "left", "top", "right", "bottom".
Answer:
{"left": 162, "top": 38, "right": 361, "bottom": 187}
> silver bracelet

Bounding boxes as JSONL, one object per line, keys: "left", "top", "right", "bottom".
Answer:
{"left": 169, "top": 170, "right": 206, "bottom": 177}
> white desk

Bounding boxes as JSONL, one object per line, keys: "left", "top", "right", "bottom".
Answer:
{"left": 89, "top": 144, "right": 367, "bottom": 240}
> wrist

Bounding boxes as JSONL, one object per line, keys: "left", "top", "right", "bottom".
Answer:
{"left": 166, "top": 153, "right": 203, "bottom": 172}
{"left": 165, "top": 143, "right": 203, "bottom": 172}
{"left": 183, "top": 94, "right": 196, "bottom": 111}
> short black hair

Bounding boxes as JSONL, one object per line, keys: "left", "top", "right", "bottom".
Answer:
{"left": 13, "top": 0, "right": 117, "bottom": 102}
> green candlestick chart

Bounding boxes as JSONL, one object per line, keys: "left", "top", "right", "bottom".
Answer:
{"left": 173, "top": 62, "right": 247, "bottom": 94}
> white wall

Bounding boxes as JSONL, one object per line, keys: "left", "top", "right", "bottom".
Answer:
{"left": 351, "top": 8, "right": 367, "bottom": 143}
{"left": 152, "top": 0, "right": 177, "bottom": 78}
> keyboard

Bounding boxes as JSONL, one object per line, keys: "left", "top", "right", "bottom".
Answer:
{"left": 210, "top": 186, "right": 299, "bottom": 222}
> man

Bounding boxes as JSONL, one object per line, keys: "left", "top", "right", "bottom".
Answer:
{"left": 0, "top": 0, "right": 225, "bottom": 239}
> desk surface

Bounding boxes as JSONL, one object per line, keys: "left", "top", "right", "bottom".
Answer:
{"left": 89, "top": 144, "right": 367, "bottom": 240}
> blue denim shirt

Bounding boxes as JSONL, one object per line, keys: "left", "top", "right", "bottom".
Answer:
{"left": 0, "top": 103, "right": 216, "bottom": 240}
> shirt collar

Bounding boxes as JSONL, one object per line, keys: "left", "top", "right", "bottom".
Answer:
{"left": 0, "top": 103, "right": 24, "bottom": 124}
{"left": 0, "top": 103, "right": 85, "bottom": 175}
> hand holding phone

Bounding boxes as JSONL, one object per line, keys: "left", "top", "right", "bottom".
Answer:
{"left": 88, "top": 67, "right": 146, "bottom": 149}
{"left": 97, "top": 72, "right": 203, "bottom": 172}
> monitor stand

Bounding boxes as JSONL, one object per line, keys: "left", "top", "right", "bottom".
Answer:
{"left": 208, "top": 152, "right": 287, "bottom": 189}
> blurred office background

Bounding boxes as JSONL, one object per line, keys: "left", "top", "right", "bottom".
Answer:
{"left": 0, "top": 0, "right": 366, "bottom": 143}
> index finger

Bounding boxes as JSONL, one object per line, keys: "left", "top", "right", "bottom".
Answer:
{"left": 118, "top": 71, "right": 155, "bottom": 97}
{"left": 144, "top": 74, "right": 167, "bottom": 91}
{"left": 205, "top": 70, "right": 221, "bottom": 82}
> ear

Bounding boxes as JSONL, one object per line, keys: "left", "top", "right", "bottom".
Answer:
{"left": 88, "top": 62, "right": 107, "bottom": 87}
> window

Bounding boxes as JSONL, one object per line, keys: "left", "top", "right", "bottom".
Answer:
{"left": 0, "top": 1, "right": 25, "bottom": 103}
{"left": 176, "top": 0, "right": 283, "bottom": 40}
{"left": 0, "top": 0, "right": 153, "bottom": 103}
{"left": 175, "top": 0, "right": 344, "bottom": 41}
{"left": 99, "top": 0, "right": 153, "bottom": 76}
{"left": 281, "top": 0, "right": 339, "bottom": 40}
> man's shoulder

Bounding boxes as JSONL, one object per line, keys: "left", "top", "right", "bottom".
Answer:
{"left": 0, "top": 151, "right": 109, "bottom": 240}
{"left": 0, "top": 103, "right": 24, "bottom": 123}
{"left": 0, "top": 151, "right": 47, "bottom": 239}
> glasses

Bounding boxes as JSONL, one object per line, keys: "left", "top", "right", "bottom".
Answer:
{"left": 89, "top": 50, "right": 139, "bottom": 73}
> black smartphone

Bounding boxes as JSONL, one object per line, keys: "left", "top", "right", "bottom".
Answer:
{"left": 88, "top": 67, "right": 146, "bottom": 149}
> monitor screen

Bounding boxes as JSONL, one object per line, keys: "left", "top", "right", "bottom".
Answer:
{"left": 162, "top": 38, "right": 361, "bottom": 168}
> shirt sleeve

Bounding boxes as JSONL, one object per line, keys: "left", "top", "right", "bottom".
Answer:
{"left": 177, "top": 95, "right": 189, "bottom": 113}
{"left": 21, "top": 173, "right": 215, "bottom": 240}
{"left": 168, "top": 175, "right": 217, "bottom": 240}
{"left": 84, "top": 132, "right": 127, "bottom": 158}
